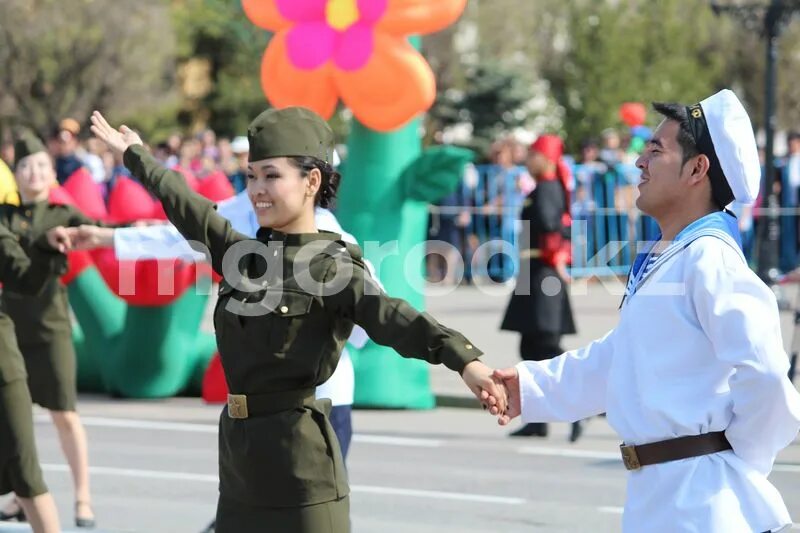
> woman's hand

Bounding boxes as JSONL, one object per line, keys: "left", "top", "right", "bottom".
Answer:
{"left": 45, "top": 226, "right": 72, "bottom": 253}
{"left": 68, "top": 225, "right": 115, "bottom": 250}
{"left": 90, "top": 111, "right": 144, "bottom": 157}
{"left": 461, "top": 360, "right": 507, "bottom": 415}
{"left": 492, "top": 367, "right": 522, "bottom": 426}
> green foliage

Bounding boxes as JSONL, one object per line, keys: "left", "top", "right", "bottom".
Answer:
{"left": 0, "top": 0, "right": 175, "bottom": 140}
{"left": 431, "top": 60, "right": 534, "bottom": 154}
{"left": 544, "top": 0, "right": 725, "bottom": 152}
{"left": 403, "top": 146, "right": 475, "bottom": 203}
{"left": 170, "top": 0, "right": 270, "bottom": 137}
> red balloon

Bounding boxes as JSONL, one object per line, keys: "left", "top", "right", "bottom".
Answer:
{"left": 197, "top": 171, "right": 235, "bottom": 202}
{"left": 620, "top": 102, "right": 647, "bottom": 127}
{"left": 48, "top": 186, "right": 76, "bottom": 206}
{"left": 202, "top": 353, "right": 228, "bottom": 404}
{"left": 60, "top": 250, "right": 94, "bottom": 286}
{"left": 62, "top": 168, "right": 108, "bottom": 220}
{"left": 107, "top": 177, "right": 158, "bottom": 222}
{"left": 173, "top": 166, "right": 200, "bottom": 191}
{"left": 91, "top": 250, "right": 207, "bottom": 307}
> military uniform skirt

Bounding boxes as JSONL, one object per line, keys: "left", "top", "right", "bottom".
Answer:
{"left": 216, "top": 495, "right": 350, "bottom": 533}
{"left": 2, "top": 284, "right": 77, "bottom": 412}
{"left": 500, "top": 258, "right": 576, "bottom": 336}
{"left": 0, "top": 379, "right": 48, "bottom": 497}
{"left": 19, "top": 334, "right": 77, "bottom": 412}
{"left": 214, "top": 397, "right": 351, "bottom": 533}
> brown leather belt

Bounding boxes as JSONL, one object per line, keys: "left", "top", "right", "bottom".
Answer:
{"left": 227, "top": 388, "right": 316, "bottom": 419}
{"left": 619, "top": 431, "right": 732, "bottom": 471}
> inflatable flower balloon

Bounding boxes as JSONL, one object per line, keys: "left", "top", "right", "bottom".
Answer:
{"left": 242, "top": 0, "right": 467, "bottom": 131}
{"left": 240, "top": 0, "right": 473, "bottom": 409}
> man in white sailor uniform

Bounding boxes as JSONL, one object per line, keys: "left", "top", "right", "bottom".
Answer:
{"left": 493, "top": 89, "right": 800, "bottom": 532}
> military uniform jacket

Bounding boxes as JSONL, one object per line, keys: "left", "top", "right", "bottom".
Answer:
{"left": 0, "top": 200, "right": 104, "bottom": 346}
{"left": 124, "top": 145, "right": 482, "bottom": 508}
{"left": 0, "top": 224, "right": 67, "bottom": 386}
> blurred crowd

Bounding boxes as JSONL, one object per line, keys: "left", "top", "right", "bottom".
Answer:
{"left": 0, "top": 119, "right": 251, "bottom": 206}
{"left": 5, "top": 119, "right": 800, "bottom": 284}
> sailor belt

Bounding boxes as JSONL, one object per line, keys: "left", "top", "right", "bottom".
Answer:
{"left": 619, "top": 431, "right": 732, "bottom": 471}
{"left": 227, "top": 388, "right": 316, "bottom": 419}
{"left": 519, "top": 248, "right": 543, "bottom": 259}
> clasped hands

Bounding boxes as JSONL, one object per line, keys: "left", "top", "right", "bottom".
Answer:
{"left": 460, "top": 361, "right": 522, "bottom": 426}
{"left": 44, "top": 225, "right": 113, "bottom": 253}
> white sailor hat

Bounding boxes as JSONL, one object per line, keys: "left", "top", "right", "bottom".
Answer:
{"left": 686, "top": 89, "right": 760, "bottom": 206}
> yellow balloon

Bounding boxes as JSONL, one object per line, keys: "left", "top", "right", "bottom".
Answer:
{"left": 0, "top": 160, "right": 19, "bottom": 205}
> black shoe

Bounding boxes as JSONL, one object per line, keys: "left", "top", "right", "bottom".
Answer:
{"left": 509, "top": 422, "right": 548, "bottom": 437}
{"left": 569, "top": 421, "right": 583, "bottom": 443}
{"left": 0, "top": 503, "right": 25, "bottom": 522}
{"left": 75, "top": 501, "right": 95, "bottom": 529}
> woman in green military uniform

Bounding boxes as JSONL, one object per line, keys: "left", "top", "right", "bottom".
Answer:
{"left": 0, "top": 222, "right": 73, "bottom": 533}
{"left": 0, "top": 134, "right": 96, "bottom": 528}
{"left": 88, "top": 108, "right": 506, "bottom": 533}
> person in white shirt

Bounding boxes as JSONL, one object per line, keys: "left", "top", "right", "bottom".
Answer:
{"left": 493, "top": 89, "right": 800, "bottom": 533}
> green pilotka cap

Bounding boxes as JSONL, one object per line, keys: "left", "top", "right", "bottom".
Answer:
{"left": 247, "top": 107, "right": 334, "bottom": 163}
{"left": 13, "top": 132, "right": 47, "bottom": 167}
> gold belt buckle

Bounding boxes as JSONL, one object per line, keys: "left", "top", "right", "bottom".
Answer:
{"left": 620, "top": 444, "right": 641, "bottom": 471}
{"left": 227, "top": 394, "right": 249, "bottom": 419}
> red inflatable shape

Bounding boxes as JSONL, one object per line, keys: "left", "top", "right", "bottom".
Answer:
{"left": 202, "top": 352, "right": 228, "bottom": 404}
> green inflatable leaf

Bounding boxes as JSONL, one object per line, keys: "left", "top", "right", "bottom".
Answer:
{"left": 402, "top": 146, "right": 474, "bottom": 203}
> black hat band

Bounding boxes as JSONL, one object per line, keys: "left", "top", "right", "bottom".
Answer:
{"left": 686, "top": 103, "right": 734, "bottom": 208}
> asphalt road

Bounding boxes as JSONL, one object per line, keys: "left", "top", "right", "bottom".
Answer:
{"left": 0, "top": 398, "right": 797, "bottom": 533}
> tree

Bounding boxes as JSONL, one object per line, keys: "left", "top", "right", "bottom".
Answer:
{"left": 423, "top": 0, "right": 559, "bottom": 155}
{"left": 170, "top": 0, "right": 270, "bottom": 137}
{"left": 0, "top": 0, "right": 176, "bottom": 140}
{"left": 541, "top": 0, "right": 725, "bottom": 152}
{"left": 430, "top": 60, "right": 535, "bottom": 156}
{"left": 721, "top": 16, "right": 800, "bottom": 137}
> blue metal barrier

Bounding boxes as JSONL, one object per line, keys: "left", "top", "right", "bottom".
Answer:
{"left": 429, "top": 163, "right": 763, "bottom": 282}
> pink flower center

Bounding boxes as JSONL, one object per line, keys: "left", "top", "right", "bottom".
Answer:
{"left": 281, "top": 0, "right": 388, "bottom": 72}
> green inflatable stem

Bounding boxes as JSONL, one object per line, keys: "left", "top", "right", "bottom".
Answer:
{"left": 338, "top": 116, "right": 473, "bottom": 407}
{"left": 68, "top": 267, "right": 217, "bottom": 398}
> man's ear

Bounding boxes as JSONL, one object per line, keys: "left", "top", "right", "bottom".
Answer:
{"left": 688, "top": 154, "right": 711, "bottom": 185}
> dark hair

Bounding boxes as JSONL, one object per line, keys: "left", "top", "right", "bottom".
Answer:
{"left": 581, "top": 137, "right": 599, "bottom": 151}
{"left": 788, "top": 130, "right": 800, "bottom": 143}
{"left": 288, "top": 156, "right": 341, "bottom": 209}
{"left": 651, "top": 102, "right": 701, "bottom": 165}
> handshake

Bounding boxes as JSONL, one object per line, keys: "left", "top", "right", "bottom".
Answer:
{"left": 44, "top": 225, "right": 114, "bottom": 254}
{"left": 460, "top": 360, "right": 522, "bottom": 426}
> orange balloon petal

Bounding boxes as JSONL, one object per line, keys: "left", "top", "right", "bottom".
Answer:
{"left": 377, "top": 0, "right": 467, "bottom": 36}
{"left": 261, "top": 32, "right": 338, "bottom": 119}
{"left": 334, "top": 34, "right": 434, "bottom": 132}
{"left": 242, "top": 0, "right": 292, "bottom": 31}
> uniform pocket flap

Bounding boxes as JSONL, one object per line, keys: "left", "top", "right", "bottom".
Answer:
{"left": 276, "top": 290, "right": 314, "bottom": 317}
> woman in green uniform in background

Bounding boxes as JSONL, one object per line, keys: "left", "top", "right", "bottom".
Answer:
{"left": 0, "top": 222, "right": 72, "bottom": 533}
{"left": 89, "top": 107, "right": 506, "bottom": 533}
{"left": 0, "top": 134, "right": 96, "bottom": 528}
